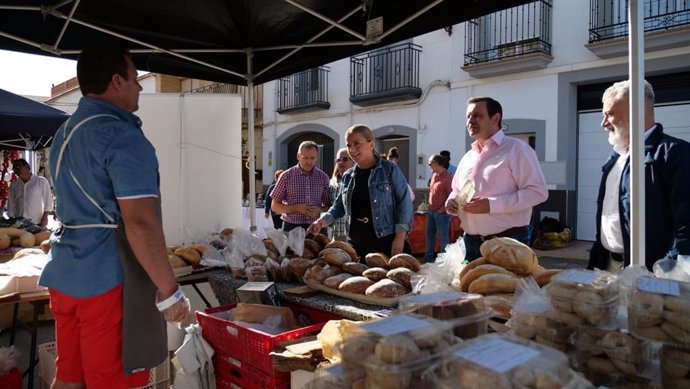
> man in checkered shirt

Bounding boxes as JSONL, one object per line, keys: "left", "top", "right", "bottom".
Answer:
{"left": 271, "top": 141, "right": 332, "bottom": 232}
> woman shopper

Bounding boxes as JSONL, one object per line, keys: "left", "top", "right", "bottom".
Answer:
{"left": 309, "top": 125, "right": 413, "bottom": 257}
{"left": 329, "top": 148, "right": 355, "bottom": 241}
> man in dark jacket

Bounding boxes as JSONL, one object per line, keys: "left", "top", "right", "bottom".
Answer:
{"left": 587, "top": 79, "right": 690, "bottom": 272}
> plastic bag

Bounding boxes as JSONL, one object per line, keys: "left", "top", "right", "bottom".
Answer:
{"left": 265, "top": 228, "right": 289, "bottom": 257}
{"left": 231, "top": 228, "right": 268, "bottom": 258}
{"left": 198, "top": 243, "right": 227, "bottom": 268}
{"left": 0, "top": 346, "right": 19, "bottom": 375}
{"left": 425, "top": 239, "right": 466, "bottom": 291}
{"left": 512, "top": 276, "right": 548, "bottom": 314}
{"left": 653, "top": 254, "right": 690, "bottom": 282}
{"left": 287, "top": 227, "right": 306, "bottom": 257}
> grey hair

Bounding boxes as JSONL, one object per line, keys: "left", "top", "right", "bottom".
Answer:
{"left": 602, "top": 79, "right": 655, "bottom": 104}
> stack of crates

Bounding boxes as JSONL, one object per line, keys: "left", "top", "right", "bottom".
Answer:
{"left": 196, "top": 303, "right": 341, "bottom": 389}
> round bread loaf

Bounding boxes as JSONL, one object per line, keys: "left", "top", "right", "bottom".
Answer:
{"left": 168, "top": 255, "right": 188, "bottom": 268}
{"left": 388, "top": 253, "right": 421, "bottom": 272}
{"left": 339, "top": 276, "right": 374, "bottom": 294}
{"left": 365, "top": 253, "right": 390, "bottom": 269}
{"left": 386, "top": 267, "right": 415, "bottom": 289}
{"left": 312, "top": 234, "right": 331, "bottom": 250}
{"left": 468, "top": 273, "right": 517, "bottom": 295}
{"left": 362, "top": 267, "right": 388, "bottom": 282}
{"left": 287, "top": 257, "right": 313, "bottom": 279}
{"left": 326, "top": 241, "right": 358, "bottom": 262}
{"left": 324, "top": 273, "right": 353, "bottom": 289}
{"left": 174, "top": 247, "right": 201, "bottom": 266}
{"left": 342, "top": 262, "right": 369, "bottom": 276}
{"left": 480, "top": 237, "right": 538, "bottom": 275}
{"left": 303, "top": 239, "right": 321, "bottom": 255}
{"left": 320, "top": 248, "right": 352, "bottom": 267}
{"left": 365, "top": 279, "right": 409, "bottom": 298}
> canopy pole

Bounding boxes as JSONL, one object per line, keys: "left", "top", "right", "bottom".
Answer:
{"left": 247, "top": 48, "right": 257, "bottom": 233}
{"left": 629, "top": 0, "right": 645, "bottom": 267}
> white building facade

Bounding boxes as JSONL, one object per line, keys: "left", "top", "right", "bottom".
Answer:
{"left": 261, "top": 0, "right": 690, "bottom": 241}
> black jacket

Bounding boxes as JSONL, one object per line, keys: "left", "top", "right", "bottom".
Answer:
{"left": 588, "top": 124, "right": 690, "bottom": 271}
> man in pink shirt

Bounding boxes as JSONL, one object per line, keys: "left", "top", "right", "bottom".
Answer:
{"left": 425, "top": 154, "right": 453, "bottom": 262}
{"left": 446, "top": 97, "right": 548, "bottom": 262}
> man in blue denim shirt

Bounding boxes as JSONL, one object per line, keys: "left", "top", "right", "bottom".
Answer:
{"left": 309, "top": 125, "right": 413, "bottom": 257}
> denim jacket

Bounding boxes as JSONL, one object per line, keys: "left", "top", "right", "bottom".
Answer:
{"left": 323, "top": 156, "right": 413, "bottom": 237}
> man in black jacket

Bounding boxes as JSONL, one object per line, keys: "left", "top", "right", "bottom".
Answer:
{"left": 587, "top": 79, "right": 690, "bottom": 272}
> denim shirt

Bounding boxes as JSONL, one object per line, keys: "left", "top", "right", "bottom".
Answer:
{"left": 323, "top": 157, "right": 413, "bottom": 237}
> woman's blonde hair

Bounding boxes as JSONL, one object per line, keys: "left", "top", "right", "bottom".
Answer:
{"left": 345, "top": 124, "right": 378, "bottom": 156}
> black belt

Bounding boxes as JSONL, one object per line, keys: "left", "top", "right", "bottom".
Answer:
{"left": 610, "top": 251, "right": 624, "bottom": 262}
{"left": 468, "top": 226, "right": 528, "bottom": 242}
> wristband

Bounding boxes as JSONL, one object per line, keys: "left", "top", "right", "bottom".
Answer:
{"left": 155, "top": 284, "right": 185, "bottom": 312}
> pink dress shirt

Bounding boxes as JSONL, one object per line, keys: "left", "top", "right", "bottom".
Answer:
{"left": 450, "top": 130, "right": 548, "bottom": 236}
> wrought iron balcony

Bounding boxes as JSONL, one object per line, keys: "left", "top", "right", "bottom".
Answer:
{"left": 589, "top": 0, "right": 690, "bottom": 42}
{"left": 349, "top": 43, "right": 422, "bottom": 106}
{"left": 464, "top": 0, "right": 552, "bottom": 70}
{"left": 276, "top": 67, "right": 330, "bottom": 114}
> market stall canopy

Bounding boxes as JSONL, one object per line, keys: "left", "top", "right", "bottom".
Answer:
{"left": 0, "top": 0, "right": 531, "bottom": 85}
{"left": 0, "top": 88, "right": 69, "bottom": 150}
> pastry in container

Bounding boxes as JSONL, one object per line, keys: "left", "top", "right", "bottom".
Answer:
{"left": 398, "top": 291, "right": 492, "bottom": 340}
{"left": 571, "top": 327, "right": 656, "bottom": 385}
{"left": 509, "top": 310, "right": 573, "bottom": 352}
{"left": 431, "top": 333, "right": 594, "bottom": 389}
{"left": 338, "top": 314, "right": 460, "bottom": 389}
{"left": 660, "top": 345, "right": 690, "bottom": 389}
{"left": 628, "top": 275, "right": 690, "bottom": 348}
{"left": 545, "top": 269, "right": 619, "bottom": 327}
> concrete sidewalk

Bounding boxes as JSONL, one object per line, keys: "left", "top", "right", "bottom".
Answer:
{"left": 534, "top": 239, "right": 591, "bottom": 270}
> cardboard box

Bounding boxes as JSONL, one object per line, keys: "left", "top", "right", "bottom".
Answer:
{"left": 237, "top": 282, "right": 280, "bottom": 305}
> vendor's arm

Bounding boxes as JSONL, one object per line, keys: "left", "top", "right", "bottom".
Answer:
{"left": 118, "top": 196, "right": 186, "bottom": 322}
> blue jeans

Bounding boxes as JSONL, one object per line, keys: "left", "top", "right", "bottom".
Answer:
{"left": 425, "top": 211, "right": 451, "bottom": 260}
{"left": 463, "top": 231, "right": 529, "bottom": 262}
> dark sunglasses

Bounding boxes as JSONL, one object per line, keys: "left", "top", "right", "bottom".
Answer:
{"left": 336, "top": 157, "right": 351, "bottom": 163}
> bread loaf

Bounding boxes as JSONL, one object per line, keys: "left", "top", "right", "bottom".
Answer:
{"left": 365, "top": 279, "right": 409, "bottom": 298}
{"left": 339, "top": 276, "right": 375, "bottom": 294}
{"left": 342, "top": 262, "right": 369, "bottom": 276}
{"left": 386, "top": 267, "right": 415, "bottom": 289}
{"left": 168, "top": 255, "right": 188, "bottom": 268}
{"left": 460, "top": 264, "right": 514, "bottom": 292}
{"left": 0, "top": 233, "right": 10, "bottom": 249}
{"left": 457, "top": 257, "right": 487, "bottom": 281}
{"left": 325, "top": 241, "right": 358, "bottom": 262}
{"left": 303, "top": 239, "right": 321, "bottom": 255}
{"left": 388, "top": 254, "right": 421, "bottom": 272}
{"left": 365, "top": 253, "right": 390, "bottom": 269}
{"left": 324, "top": 273, "right": 353, "bottom": 289}
{"left": 287, "top": 257, "right": 313, "bottom": 279}
{"left": 480, "top": 237, "right": 538, "bottom": 275}
{"left": 312, "top": 234, "right": 331, "bottom": 250}
{"left": 468, "top": 273, "right": 517, "bottom": 295}
{"left": 320, "top": 248, "right": 352, "bottom": 267}
{"left": 362, "top": 267, "right": 388, "bottom": 282}
{"left": 174, "top": 247, "right": 202, "bottom": 267}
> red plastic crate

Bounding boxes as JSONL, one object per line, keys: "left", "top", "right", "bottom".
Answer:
{"left": 214, "top": 352, "right": 289, "bottom": 389}
{"left": 196, "top": 304, "right": 327, "bottom": 374}
{"left": 0, "top": 368, "right": 22, "bottom": 389}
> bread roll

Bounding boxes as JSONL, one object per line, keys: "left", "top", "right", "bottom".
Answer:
{"left": 0, "top": 233, "right": 10, "bottom": 249}
{"left": 320, "top": 248, "right": 352, "bottom": 267}
{"left": 174, "top": 247, "right": 202, "bottom": 267}
{"left": 303, "top": 239, "right": 321, "bottom": 255}
{"left": 386, "top": 267, "right": 415, "bottom": 289}
{"left": 287, "top": 257, "right": 313, "bottom": 279}
{"left": 365, "top": 252, "right": 390, "bottom": 269}
{"left": 480, "top": 237, "right": 538, "bottom": 275}
{"left": 324, "top": 273, "right": 353, "bottom": 289}
{"left": 388, "top": 254, "right": 421, "bottom": 272}
{"left": 190, "top": 243, "right": 206, "bottom": 255}
{"left": 457, "top": 257, "right": 488, "bottom": 281}
{"left": 460, "top": 264, "right": 514, "bottom": 292}
{"left": 468, "top": 273, "right": 517, "bottom": 295}
{"left": 325, "top": 241, "right": 358, "bottom": 262}
{"left": 312, "top": 234, "right": 331, "bottom": 250}
{"left": 169, "top": 255, "right": 188, "bottom": 268}
{"left": 342, "top": 262, "right": 369, "bottom": 276}
{"left": 339, "top": 276, "right": 374, "bottom": 294}
{"left": 362, "top": 267, "right": 388, "bottom": 282}
{"left": 365, "top": 279, "right": 409, "bottom": 298}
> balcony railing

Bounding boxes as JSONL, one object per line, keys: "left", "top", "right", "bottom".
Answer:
{"left": 589, "top": 0, "right": 690, "bottom": 42}
{"left": 464, "top": 0, "right": 552, "bottom": 66}
{"left": 276, "top": 67, "right": 330, "bottom": 114}
{"left": 350, "top": 42, "right": 422, "bottom": 106}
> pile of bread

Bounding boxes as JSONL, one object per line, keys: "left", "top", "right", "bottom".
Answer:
{"left": 303, "top": 248, "right": 422, "bottom": 299}
{"left": 168, "top": 243, "right": 207, "bottom": 268}
{"left": 455, "top": 237, "right": 561, "bottom": 295}
{"left": 0, "top": 228, "right": 51, "bottom": 251}
{"left": 545, "top": 269, "right": 619, "bottom": 327}
{"left": 572, "top": 327, "right": 646, "bottom": 377}
{"left": 628, "top": 276, "right": 690, "bottom": 346}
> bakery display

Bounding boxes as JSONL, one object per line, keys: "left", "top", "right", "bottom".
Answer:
{"left": 629, "top": 276, "right": 690, "bottom": 347}
{"left": 544, "top": 269, "right": 619, "bottom": 327}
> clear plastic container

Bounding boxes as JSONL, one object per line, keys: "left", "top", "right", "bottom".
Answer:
{"left": 571, "top": 327, "right": 657, "bottom": 382}
{"left": 398, "top": 291, "right": 492, "bottom": 340}
{"left": 304, "top": 364, "right": 348, "bottom": 389}
{"left": 337, "top": 313, "right": 460, "bottom": 389}
{"left": 509, "top": 310, "right": 573, "bottom": 352}
{"left": 544, "top": 269, "right": 620, "bottom": 327}
{"left": 628, "top": 276, "right": 690, "bottom": 348}
{"left": 430, "top": 333, "right": 593, "bottom": 389}
{"left": 660, "top": 345, "right": 690, "bottom": 389}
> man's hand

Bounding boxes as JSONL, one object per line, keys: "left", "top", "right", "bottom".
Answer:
{"left": 264, "top": 213, "right": 270, "bottom": 219}
{"left": 300, "top": 204, "right": 322, "bottom": 219}
{"left": 308, "top": 218, "right": 327, "bottom": 235}
{"left": 391, "top": 233, "right": 405, "bottom": 255}
{"left": 463, "top": 197, "right": 490, "bottom": 214}
{"left": 40, "top": 213, "right": 49, "bottom": 227}
{"left": 445, "top": 197, "right": 458, "bottom": 215}
{"left": 162, "top": 296, "right": 191, "bottom": 324}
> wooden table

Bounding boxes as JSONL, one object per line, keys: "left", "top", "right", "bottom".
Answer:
{"left": 0, "top": 290, "right": 50, "bottom": 389}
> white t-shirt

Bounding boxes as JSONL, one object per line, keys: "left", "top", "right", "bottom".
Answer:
{"left": 8, "top": 174, "right": 54, "bottom": 224}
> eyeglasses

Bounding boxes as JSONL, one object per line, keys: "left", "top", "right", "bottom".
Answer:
{"left": 336, "top": 157, "right": 350, "bottom": 163}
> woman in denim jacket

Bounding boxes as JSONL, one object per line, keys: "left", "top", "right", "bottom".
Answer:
{"left": 309, "top": 124, "right": 413, "bottom": 257}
